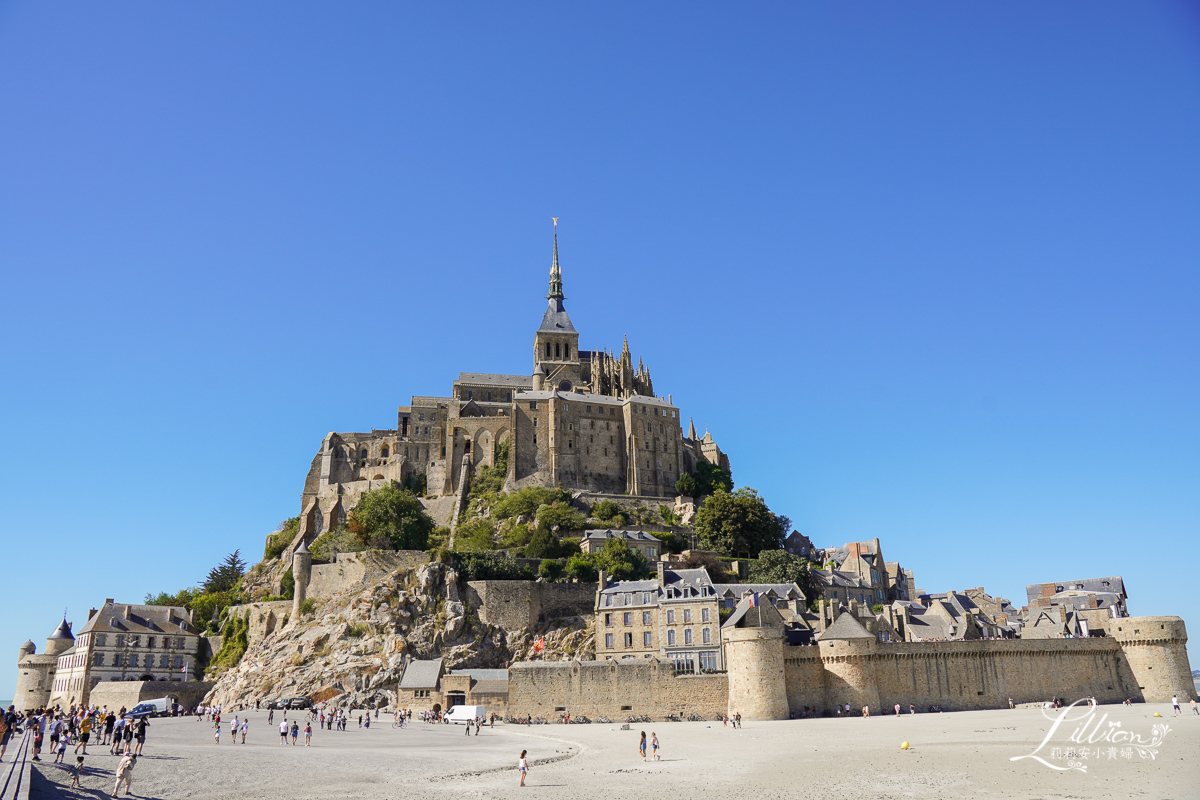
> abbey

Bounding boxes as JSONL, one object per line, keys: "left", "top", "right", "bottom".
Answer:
{"left": 293, "top": 225, "right": 729, "bottom": 546}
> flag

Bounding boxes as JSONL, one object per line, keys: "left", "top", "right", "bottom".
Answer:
{"left": 533, "top": 637, "right": 545, "bottom": 652}
{"left": 748, "top": 592, "right": 759, "bottom": 608}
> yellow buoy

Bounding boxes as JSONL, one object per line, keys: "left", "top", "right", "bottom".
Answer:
{"left": 901, "top": 741, "right": 910, "bottom": 750}
{"left": 1154, "top": 712, "right": 1162, "bottom": 717}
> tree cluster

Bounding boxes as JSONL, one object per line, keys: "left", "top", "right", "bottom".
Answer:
{"left": 693, "top": 488, "right": 789, "bottom": 559}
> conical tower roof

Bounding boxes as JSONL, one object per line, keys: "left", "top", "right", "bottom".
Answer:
{"left": 49, "top": 619, "right": 74, "bottom": 640}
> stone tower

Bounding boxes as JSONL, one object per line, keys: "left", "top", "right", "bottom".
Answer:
{"left": 291, "top": 538, "right": 312, "bottom": 623}
{"left": 816, "top": 613, "right": 881, "bottom": 712}
{"left": 14, "top": 619, "right": 73, "bottom": 711}
{"left": 45, "top": 619, "right": 75, "bottom": 657}
{"left": 723, "top": 626, "right": 789, "bottom": 720}
{"left": 532, "top": 221, "right": 581, "bottom": 392}
{"left": 1109, "top": 616, "right": 1194, "bottom": 702}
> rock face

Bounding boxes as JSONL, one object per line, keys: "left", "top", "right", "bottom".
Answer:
{"left": 205, "top": 562, "right": 594, "bottom": 710}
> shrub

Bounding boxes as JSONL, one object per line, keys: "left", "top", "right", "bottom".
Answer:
{"left": 467, "top": 440, "right": 509, "bottom": 505}
{"left": 564, "top": 554, "right": 598, "bottom": 582}
{"left": 498, "top": 522, "right": 534, "bottom": 549}
{"left": 309, "top": 526, "right": 366, "bottom": 563}
{"left": 344, "top": 623, "right": 369, "bottom": 638}
{"left": 454, "top": 551, "right": 534, "bottom": 581}
{"left": 209, "top": 612, "right": 249, "bottom": 675}
{"left": 279, "top": 568, "right": 295, "bottom": 600}
{"left": 871, "top": 603, "right": 884, "bottom": 614}
{"left": 492, "top": 486, "right": 572, "bottom": 520}
{"left": 679, "top": 551, "right": 731, "bottom": 582}
{"left": 454, "top": 517, "right": 497, "bottom": 552}
{"left": 590, "top": 499, "right": 622, "bottom": 522}
{"left": 429, "top": 526, "right": 451, "bottom": 551}
{"left": 536, "top": 502, "right": 587, "bottom": 533}
{"left": 675, "top": 472, "right": 697, "bottom": 497}
{"left": 299, "top": 598, "right": 317, "bottom": 615}
{"left": 658, "top": 505, "right": 681, "bottom": 526}
{"left": 264, "top": 517, "right": 299, "bottom": 560}
{"left": 538, "top": 559, "right": 565, "bottom": 581}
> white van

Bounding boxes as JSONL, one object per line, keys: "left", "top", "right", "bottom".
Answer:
{"left": 445, "top": 705, "right": 486, "bottom": 725}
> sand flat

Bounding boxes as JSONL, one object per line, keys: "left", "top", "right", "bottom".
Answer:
{"left": 31, "top": 702, "right": 1198, "bottom": 799}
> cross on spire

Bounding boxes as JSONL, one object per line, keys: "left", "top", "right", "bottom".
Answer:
{"left": 547, "top": 218, "right": 564, "bottom": 301}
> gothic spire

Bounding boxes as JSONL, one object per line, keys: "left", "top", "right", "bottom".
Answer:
{"left": 547, "top": 218, "right": 564, "bottom": 301}
{"left": 688, "top": 417, "right": 698, "bottom": 440}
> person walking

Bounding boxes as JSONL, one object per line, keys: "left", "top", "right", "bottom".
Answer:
{"left": 518, "top": 750, "right": 529, "bottom": 787}
{"left": 279, "top": 719, "right": 288, "bottom": 745}
{"left": 639, "top": 731, "right": 647, "bottom": 761}
{"left": 909, "top": 704, "right": 915, "bottom": 715}
{"left": 290, "top": 720, "right": 300, "bottom": 745}
{"left": 75, "top": 713, "right": 92, "bottom": 755}
{"left": 240, "top": 718, "right": 248, "bottom": 743}
{"left": 68, "top": 756, "right": 84, "bottom": 789}
{"left": 894, "top": 703, "right": 901, "bottom": 717}
{"left": 213, "top": 719, "right": 221, "bottom": 745}
{"left": 111, "top": 753, "right": 136, "bottom": 797}
{"left": 304, "top": 721, "right": 312, "bottom": 746}
{"left": 133, "top": 717, "right": 147, "bottom": 755}
{"left": 651, "top": 732, "right": 660, "bottom": 761}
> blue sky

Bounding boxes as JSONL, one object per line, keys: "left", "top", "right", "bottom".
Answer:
{"left": 2, "top": 3, "right": 1197, "bottom": 698}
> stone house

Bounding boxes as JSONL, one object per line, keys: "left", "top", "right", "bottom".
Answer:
{"left": 396, "top": 658, "right": 509, "bottom": 716}
{"left": 47, "top": 599, "right": 203, "bottom": 708}
{"left": 579, "top": 529, "right": 662, "bottom": 560}
{"left": 1025, "top": 576, "right": 1128, "bottom": 617}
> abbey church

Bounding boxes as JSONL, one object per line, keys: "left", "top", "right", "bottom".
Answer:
{"left": 292, "top": 226, "right": 730, "bottom": 546}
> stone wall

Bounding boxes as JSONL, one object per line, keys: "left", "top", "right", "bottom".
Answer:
{"left": 308, "top": 550, "right": 428, "bottom": 600}
{"left": 241, "top": 601, "right": 292, "bottom": 650}
{"left": 88, "top": 680, "right": 215, "bottom": 713}
{"left": 508, "top": 659, "right": 727, "bottom": 719}
{"left": 466, "top": 581, "right": 596, "bottom": 630}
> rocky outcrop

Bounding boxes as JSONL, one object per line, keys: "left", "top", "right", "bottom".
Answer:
{"left": 205, "top": 562, "right": 594, "bottom": 710}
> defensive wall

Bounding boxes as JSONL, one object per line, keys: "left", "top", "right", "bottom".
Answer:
{"left": 88, "top": 680, "right": 215, "bottom": 713}
{"left": 508, "top": 659, "right": 727, "bottom": 719}
{"left": 507, "top": 615, "right": 1192, "bottom": 720}
{"left": 307, "top": 550, "right": 428, "bottom": 599}
{"left": 466, "top": 581, "right": 596, "bottom": 630}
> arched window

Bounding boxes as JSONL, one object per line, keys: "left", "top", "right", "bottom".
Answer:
{"left": 360, "top": 449, "right": 368, "bottom": 461}
{"left": 555, "top": 342, "right": 561, "bottom": 358}
{"left": 565, "top": 344, "right": 571, "bottom": 359}
{"left": 546, "top": 342, "right": 552, "bottom": 358}
{"left": 381, "top": 446, "right": 389, "bottom": 459}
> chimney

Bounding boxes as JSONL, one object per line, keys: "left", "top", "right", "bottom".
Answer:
{"left": 104, "top": 598, "right": 114, "bottom": 605}
{"left": 598, "top": 570, "right": 607, "bottom": 592}
{"left": 656, "top": 561, "right": 665, "bottom": 586}
{"left": 88, "top": 608, "right": 98, "bottom": 621}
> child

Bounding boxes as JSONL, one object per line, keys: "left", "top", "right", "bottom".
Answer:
{"left": 213, "top": 720, "right": 221, "bottom": 745}
{"left": 304, "top": 721, "right": 312, "bottom": 746}
{"left": 54, "top": 737, "right": 68, "bottom": 763}
{"left": 68, "top": 756, "right": 84, "bottom": 789}
{"left": 518, "top": 750, "right": 529, "bottom": 787}
{"left": 651, "top": 732, "right": 660, "bottom": 761}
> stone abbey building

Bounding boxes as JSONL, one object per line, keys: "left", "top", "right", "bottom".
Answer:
{"left": 293, "top": 226, "right": 729, "bottom": 546}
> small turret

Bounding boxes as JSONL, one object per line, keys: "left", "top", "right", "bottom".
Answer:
{"left": 45, "top": 618, "right": 74, "bottom": 657}
{"left": 18, "top": 639, "right": 35, "bottom": 659}
{"left": 291, "top": 537, "right": 312, "bottom": 623}
{"left": 532, "top": 364, "right": 545, "bottom": 391}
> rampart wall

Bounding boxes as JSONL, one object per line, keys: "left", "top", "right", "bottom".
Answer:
{"left": 508, "top": 659, "right": 727, "bottom": 719}
{"left": 308, "top": 550, "right": 427, "bottom": 599}
{"left": 466, "top": 581, "right": 596, "bottom": 630}
{"left": 88, "top": 680, "right": 215, "bottom": 713}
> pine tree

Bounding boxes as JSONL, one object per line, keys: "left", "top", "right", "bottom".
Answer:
{"left": 203, "top": 549, "right": 247, "bottom": 593}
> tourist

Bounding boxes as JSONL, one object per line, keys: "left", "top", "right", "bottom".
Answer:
{"left": 0, "top": 705, "right": 17, "bottom": 762}
{"left": 75, "top": 712, "right": 92, "bottom": 755}
{"left": 862, "top": 705, "right": 870, "bottom": 718}
{"left": 290, "top": 720, "right": 300, "bottom": 745}
{"left": 518, "top": 749, "right": 529, "bottom": 787}
{"left": 68, "top": 755, "right": 84, "bottom": 788}
{"left": 213, "top": 719, "right": 221, "bottom": 745}
{"left": 231, "top": 715, "right": 239, "bottom": 743}
{"left": 1172, "top": 695, "right": 1181, "bottom": 716}
{"left": 268, "top": 708, "right": 274, "bottom": 724}
{"left": 240, "top": 718, "right": 248, "bottom": 743}
{"left": 305, "top": 721, "right": 312, "bottom": 745}
{"left": 121, "top": 718, "right": 134, "bottom": 755}
{"left": 279, "top": 719, "right": 288, "bottom": 745}
{"left": 31, "top": 713, "right": 43, "bottom": 761}
{"left": 735, "top": 713, "right": 742, "bottom": 728}
{"left": 54, "top": 734, "right": 67, "bottom": 763}
{"left": 103, "top": 711, "right": 116, "bottom": 744}
{"left": 112, "top": 752, "right": 136, "bottom": 797}
{"left": 909, "top": 704, "right": 915, "bottom": 715}
{"left": 133, "top": 717, "right": 147, "bottom": 755}
{"left": 109, "top": 718, "right": 124, "bottom": 755}
{"left": 1008, "top": 697, "right": 1014, "bottom": 709}
{"left": 639, "top": 731, "right": 647, "bottom": 761}
{"left": 465, "top": 718, "right": 472, "bottom": 736}
{"left": 651, "top": 732, "right": 660, "bottom": 761}
{"left": 894, "top": 703, "right": 901, "bottom": 717}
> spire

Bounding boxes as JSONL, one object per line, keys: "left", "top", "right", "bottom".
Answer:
{"left": 688, "top": 417, "right": 697, "bottom": 440}
{"left": 547, "top": 218, "right": 564, "bottom": 301}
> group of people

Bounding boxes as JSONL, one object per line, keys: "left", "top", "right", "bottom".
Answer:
{"left": 0, "top": 702, "right": 144, "bottom": 797}
{"left": 720, "top": 713, "right": 741, "bottom": 728}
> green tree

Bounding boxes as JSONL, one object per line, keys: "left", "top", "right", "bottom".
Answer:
{"left": 679, "top": 550, "right": 732, "bottom": 582}
{"left": 746, "top": 549, "right": 820, "bottom": 604}
{"left": 264, "top": 518, "right": 299, "bottom": 560}
{"left": 593, "top": 539, "right": 650, "bottom": 581}
{"left": 674, "top": 472, "right": 697, "bottom": 497}
{"left": 492, "top": 486, "right": 573, "bottom": 520}
{"left": 144, "top": 588, "right": 198, "bottom": 607}
{"left": 454, "top": 551, "right": 533, "bottom": 581}
{"left": 564, "top": 554, "right": 598, "bottom": 582}
{"left": 279, "top": 568, "right": 295, "bottom": 600}
{"left": 349, "top": 482, "right": 435, "bottom": 551}
{"left": 454, "top": 517, "right": 497, "bottom": 552}
{"left": 536, "top": 502, "right": 587, "bottom": 533}
{"left": 694, "top": 461, "right": 733, "bottom": 496}
{"left": 693, "top": 488, "right": 788, "bottom": 559}
{"left": 589, "top": 499, "right": 624, "bottom": 525}
{"left": 204, "top": 550, "right": 247, "bottom": 594}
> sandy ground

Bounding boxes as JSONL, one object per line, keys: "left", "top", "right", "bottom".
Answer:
{"left": 30, "top": 702, "right": 1199, "bottom": 800}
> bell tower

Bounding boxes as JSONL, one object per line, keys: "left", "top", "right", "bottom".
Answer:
{"left": 532, "top": 219, "right": 581, "bottom": 391}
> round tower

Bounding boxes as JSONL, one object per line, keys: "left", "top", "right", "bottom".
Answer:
{"left": 1109, "top": 616, "right": 1194, "bottom": 702}
{"left": 532, "top": 364, "right": 545, "bottom": 391}
{"left": 18, "top": 639, "right": 35, "bottom": 660}
{"left": 45, "top": 619, "right": 74, "bottom": 657}
{"left": 291, "top": 538, "right": 312, "bottom": 622}
{"left": 724, "top": 626, "right": 789, "bottom": 720}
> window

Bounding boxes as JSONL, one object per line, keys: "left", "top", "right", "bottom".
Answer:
{"left": 642, "top": 611, "right": 652, "bottom": 625}
{"left": 684, "top": 629, "right": 693, "bottom": 645}
{"left": 175, "top": 637, "right": 184, "bottom": 648}
{"left": 701, "top": 608, "right": 710, "bottom": 622}
{"left": 605, "top": 633, "right": 614, "bottom": 648}
{"left": 644, "top": 631, "right": 652, "bottom": 647}
{"left": 128, "top": 654, "right": 138, "bottom": 667}
{"left": 112, "top": 653, "right": 121, "bottom": 666}
{"left": 160, "top": 655, "right": 169, "bottom": 668}
{"left": 667, "top": 630, "right": 676, "bottom": 645}
{"left": 702, "top": 628, "right": 711, "bottom": 644}
{"left": 174, "top": 656, "right": 182, "bottom": 669}
{"left": 546, "top": 343, "right": 552, "bottom": 358}
{"left": 147, "top": 637, "right": 154, "bottom": 649}
{"left": 382, "top": 446, "right": 389, "bottom": 458}
{"left": 699, "top": 651, "right": 719, "bottom": 671}
{"left": 116, "top": 634, "right": 125, "bottom": 647}
{"left": 683, "top": 609, "right": 692, "bottom": 623}
{"left": 530, "top": 402, "right": 537, "bottom": 410}
{"left": 624, "top": 593, "right": 632, "bottom": 605}
{"left": 623, "top": 612, "right": 632, "bottom": 626}
{"left": 604, "top": 595, "right": 612, "bottom": 606}
{"left": 666, "top": 609, "right": 675, "bottom": 624}
{"left": 93, "top": 653, "right": 103, "bottom": 667}
{"left": 624, "top": 632, "right": 633, "bottom": 647}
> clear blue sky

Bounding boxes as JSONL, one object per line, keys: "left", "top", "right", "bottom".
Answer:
{"left": 2, "top": 3, "right": 1197, "bottom": 699}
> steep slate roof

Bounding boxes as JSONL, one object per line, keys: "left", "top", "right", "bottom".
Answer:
{"left": 817, "top": 612, "right": 874, "bottom": 640}
{"left": 601, "top": 568, "right": 714, "bottom": 600}
{"left": 399, "top": 658, "right": 444, "bottom": 690}
{"left": 711, "top": 583, "right": 804, "bottom": 602}
{"left": 582, "top": 529, "right": 660, "bottom": 544}
{"left": 456, "top": 373, "right": 534, "bottom": 387}
{"left": 77, "top": 602, "right": 194, "bottom": 636}
{"left": 722, "top": 595, "right": 786, "bottom": 629}
{"left": 538, "top": 299, "right": 577, "bottom": 333}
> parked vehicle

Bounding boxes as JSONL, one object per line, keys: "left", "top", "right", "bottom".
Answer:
{"left": 284, "top": 696, "right": 313, "bottom": 710}
{"left": 445, "top": 705, "right": 486, "bottom": 725}
{"left": 127, "top": 697, "right": 171, "bottom": 719}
